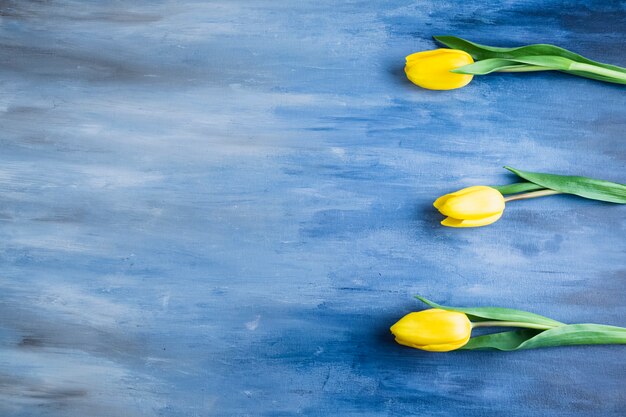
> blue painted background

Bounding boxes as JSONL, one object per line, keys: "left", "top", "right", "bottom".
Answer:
{"left": 1, "top": 1, "right": 624, "bottom": 416}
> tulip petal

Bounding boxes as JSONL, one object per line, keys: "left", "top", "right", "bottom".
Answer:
{"left": 406, "top": 49, "right": 455, "bottom": 63}
{"left": 390, "top": 309, "right": 472, "bottom": 352}
{"left": 433, "top": 186, "right": 489, "bottom": 210}
{"left": 437, "top": 186, "right": 505, "bottom": 219}
{"left": 416, "top": 338, "right": 471, "bottom": 352}
{"left": 433, "top": 194, "right": 451, "bottom": 210}
{"left": 441, "top": 212, "right": 503, "bottom": 228}
{"left": 404, "top": 48, "right": 474, "bottom": 90}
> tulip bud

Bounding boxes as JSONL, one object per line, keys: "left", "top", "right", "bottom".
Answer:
{"left": 404, "top": 49, "right": 474, "bottom": 90}
{"left": 390, "top": 309, "right": 472, "bottom": 352}
{"left": 434, "top": 186, "right": 505, "bottom": 228}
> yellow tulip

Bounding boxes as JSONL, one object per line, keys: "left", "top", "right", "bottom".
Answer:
{"left": 404, "top": 49, "right": 474, "bottom": 90}
{"left": 434, "top": 186, "right": 505, "bottom": 228}
{"left": 390, "top": 309, "right": 472, "bottom": 352}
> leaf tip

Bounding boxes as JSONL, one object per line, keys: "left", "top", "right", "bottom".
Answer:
{"left": 414, "top": 295, "right": 430, "bottom": 305}
{"left": 433, "top": 35, "right": 453, "bottom": 46}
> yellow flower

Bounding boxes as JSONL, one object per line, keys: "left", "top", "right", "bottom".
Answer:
{"left": 405, "top": 49, "right": 474, "bottom": 90}
{"left": 434, "top": 186, "right": 505, "bottom": 228}
{"left": 390, "top": 309, "right": 472, "bottom": 352}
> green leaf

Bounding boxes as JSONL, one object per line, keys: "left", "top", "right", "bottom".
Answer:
{"left": 462, "top": 329, "right": 540, "bottom": 350}
{"left": 462, "top": 324, "right": 626, "bottom": 351}
{"left": 504, "top": 166, "right": 626, "bottom": 204}
{"left": 497, "top": 55, "right": 575, "bottom": 70}
{"left": 455, "top": 55, "right": 579, "bottom": 73}
{"left": 564, "top": 70, "right": 622, "bottom": 84}
{"left": 434, "top": 36, "right": 626, "bottom": 75}
{"left": 435, "top": 36, "right": 626, "bottom": 84}
{"left": 492, "top": 182, "right": 545, "bottom": 195}
{"left": 451, "top": 58, "right": 541, "bottom": 75}
{"left": 416, "top": 296, "right": 564, "bottom": 327}
{"left": 453, "top": 56, "right": 577, "bottom": 75}
{"left": 453, "top": 59, "right": 626, "bottom": 85}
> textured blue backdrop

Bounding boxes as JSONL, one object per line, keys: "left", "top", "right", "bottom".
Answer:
{"left": 0, "top": 1, "right": 624, "bottom": 416}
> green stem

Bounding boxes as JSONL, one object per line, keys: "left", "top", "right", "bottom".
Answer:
{"left": 569, "top": 62, "right": 626, "bottom": 82}
{"left": 497, "top": 65, "right": 553, "bottom": 73}
{"left": 503, "top": 189, "right": 561, "bottom": 202}
{"left": 493, "top": 182, "right": 545, "bottom": 195}
{"left": 472, "top": 321, "right": 558, "bottom": 331}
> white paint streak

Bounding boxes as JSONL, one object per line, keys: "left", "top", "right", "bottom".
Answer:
{"left": 245, "top": 315, "right": 261, "bottom": 330}
{"left": 35, "top": 284, "right": 141, "bottom": 327}
{"left": 161, "top": 293, "right": 170, "bottom": 309}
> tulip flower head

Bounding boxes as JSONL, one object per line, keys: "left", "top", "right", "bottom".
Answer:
{"left": 405, "top": 49, "right": 474, "bottom": 90}
{"left": 434, "top": 186, "right": 505, "bottom": 228}
{"left": 390, "top": 309, "right": 472, "bottom": 352}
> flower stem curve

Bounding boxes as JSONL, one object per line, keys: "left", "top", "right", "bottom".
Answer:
{"left": 503, "top": 189, "right": 561, "bottom": 202}
{"left": 471, "top": 321, "right": 559, "bottom": 331}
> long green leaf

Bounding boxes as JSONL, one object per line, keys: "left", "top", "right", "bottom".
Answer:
{"left": 434, "top": 36, "right": 626, "bottom": 75}
{"left": 510, "top": 55, "right": 575, "bottom": 70}
{"left": 505, "top": 166, "right": 626, "bottom": 204}
{"left": 492, "top": 182, "right": 545, "bottom": 195}
{"left": 564, "top": 70, "right": 623, "bottom": 84}
{"left": 416, "top": 296, "right": 563, "bottom": 327}
{"left": 462, "top": 329, "right": 539, "bottom": 350}
{"left": 453, "top": 55, "right": 626, "bottom": 84}
{"left": 503, "top": 57, "right": 626, "bottom": 84}
{"left": 451, "top": 58, "right": 543, "bottom": 75}
{"left": 462, "top": 324, "right": 626, "bottom": 351}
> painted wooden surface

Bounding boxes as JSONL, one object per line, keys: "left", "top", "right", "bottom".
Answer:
{"left": 1, "top": 1, "right": 624, "bottom": 416}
